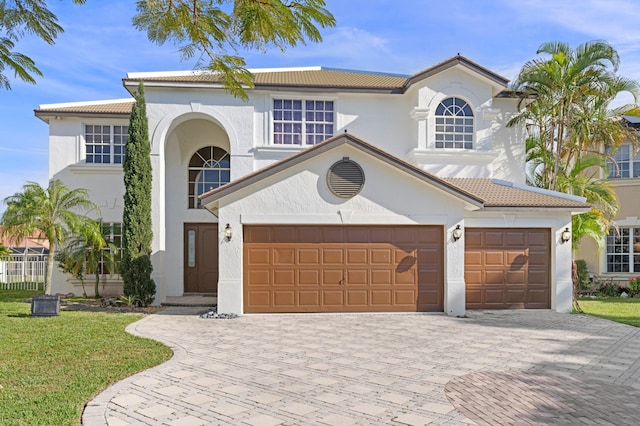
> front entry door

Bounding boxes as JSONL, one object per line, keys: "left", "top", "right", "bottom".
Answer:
{"left": 184, "top": 223, "right": 218, "bottom": 293}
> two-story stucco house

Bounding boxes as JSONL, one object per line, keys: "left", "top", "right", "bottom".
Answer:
{"left": 35, "top": 55, "right": 589, "bottom": 316}
{"left": 579, "top": 117, "right": 640, "bottom": 287}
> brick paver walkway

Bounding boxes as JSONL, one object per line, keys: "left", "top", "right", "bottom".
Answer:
{"left": 83, "top": 310, "right": 640, "bottom": 425}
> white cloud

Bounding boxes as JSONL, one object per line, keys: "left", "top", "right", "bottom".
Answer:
{"left": 504, "top": 0, "right": 640, "bottom": 46}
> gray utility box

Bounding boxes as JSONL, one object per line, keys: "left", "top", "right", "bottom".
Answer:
{"left": 31, "top": 295, "right": 60, "bottom": 317}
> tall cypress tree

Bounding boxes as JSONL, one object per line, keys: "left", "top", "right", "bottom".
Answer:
{"left": 121, "top": 82, "right": 155, "bottom": 305}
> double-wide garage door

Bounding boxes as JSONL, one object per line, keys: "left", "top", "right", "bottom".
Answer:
{"left": 465, "top": 228, "right": 551, "bottom": 309}
{"left": 244, "top": 225, "right": 444, "bottom": 313}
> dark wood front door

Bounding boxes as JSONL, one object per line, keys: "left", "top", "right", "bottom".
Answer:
{"left": 184, "top": 223, "right": 218, "bottom": 294}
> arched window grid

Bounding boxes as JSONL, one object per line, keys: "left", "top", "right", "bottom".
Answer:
{"left": 188, "top": 146, "right": 230, "bottom": 209}
{"left": 434, "top": 97, "right": 474, "bottom": 150}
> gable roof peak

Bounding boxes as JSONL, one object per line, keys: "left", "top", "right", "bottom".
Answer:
{"left": 406, "top": 54, "right": 510, "bottom": 89}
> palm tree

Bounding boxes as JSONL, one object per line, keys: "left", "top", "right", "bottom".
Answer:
{"left": 60, "top": 221, "right": 118, "bottom": 298}
{"left": 1, "top": 179, "right": 98, "bottom": 294}
{"left": 511, "top": 40, "right": 640, "bottom": 310}
{"left": 553, "top": 153, "right": 618, "bottom": 312}
{"left": 510, "top": 40, "right": 640, "bottom": 191}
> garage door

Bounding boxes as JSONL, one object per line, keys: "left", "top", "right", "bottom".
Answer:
{"left": 465, "top": 228, "right": 550, "bottom": 309}
{"left": 244, "top": 225, "right": 443, "bottom": 313}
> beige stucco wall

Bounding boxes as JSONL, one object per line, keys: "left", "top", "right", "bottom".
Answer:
{"left": 578, "top": 179, "right": 640, "bottom": 279}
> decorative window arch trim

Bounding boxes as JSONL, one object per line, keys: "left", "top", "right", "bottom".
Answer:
{"left": 188, "top": 146, "right": 230, "bottom": 209}
{"left": 434, "top": 96, "right": 474, "bottom": 150}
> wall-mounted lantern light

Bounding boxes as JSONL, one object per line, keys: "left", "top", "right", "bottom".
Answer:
{"left": 224, "top": 223, "right": 233, "bottom": 242}
{"left": 452, "top": 224, "right": 463, "bottom": 242}
{"left": 561, "top": 227, "right": 571, "bottom": 244}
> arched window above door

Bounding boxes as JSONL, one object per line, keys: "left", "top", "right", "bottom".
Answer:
{"left": 188, "top": 146, "right": 230, "bottom": 209}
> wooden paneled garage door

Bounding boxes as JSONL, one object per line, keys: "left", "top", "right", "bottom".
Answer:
{"left": 465, "top": 228, "right": 550, "bottom": 309}
{"left": 244, "top": 225, "right": 443, "bottom": 313}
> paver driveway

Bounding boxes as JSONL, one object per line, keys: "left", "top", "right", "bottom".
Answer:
{"left": 83, "top": 309, "right": 640, "bottom": 425}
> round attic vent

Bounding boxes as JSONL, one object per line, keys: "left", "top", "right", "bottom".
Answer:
{"left": 327, "top": 157, "right": 365, "bottom": 198}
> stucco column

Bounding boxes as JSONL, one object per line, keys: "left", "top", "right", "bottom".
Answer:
{"left": 150, "top": 153, "right": 165, "bottom": 305}
{"left": 554, "top": 221, "right": 573, "bottom": 313}
{"left": 444, "top": 220, "right": 466, "bottom": 316}
{"left": 410, "top": 108, "right": 430, "bottom": 150}
{"left": 216, "top": 212, "right": 243, "bottom": 315}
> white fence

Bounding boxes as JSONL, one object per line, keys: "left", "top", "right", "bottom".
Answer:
{"left": 0, "top": 254, "right": 46, "bottom": 291}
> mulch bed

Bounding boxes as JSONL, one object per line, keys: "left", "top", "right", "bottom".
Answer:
{"left": 59, "top": 298, "right": 165, "bottom": 314}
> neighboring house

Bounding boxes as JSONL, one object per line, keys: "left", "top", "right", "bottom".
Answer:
{"left": 0, "top": 229, "right": 48, "bottom": 285}
{"left": 0, "top": 228, "right": 49, "bottom": 259}
{"left": 34, "top": 55, "right": 589, "bottom": 316}
{"left": 579, "top": 117, "right": 640, "bottom": 286}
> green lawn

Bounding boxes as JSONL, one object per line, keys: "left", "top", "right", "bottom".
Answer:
{"left": 0, "top": 290, "right": 172, "bottom": 426}
{"left": 578, "top": 297, "right": 640, "bottom": 327}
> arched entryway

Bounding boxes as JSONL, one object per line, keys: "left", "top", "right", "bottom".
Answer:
{"left": 163, "top": 116, "right": 231, "bottom": 295}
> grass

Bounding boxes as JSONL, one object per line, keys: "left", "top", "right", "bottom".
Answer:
{"left": 578, "top": 297, "right": 640, "bottom": 327}
{"left": 0, "top": 290, "right": 172, "bottom": 426}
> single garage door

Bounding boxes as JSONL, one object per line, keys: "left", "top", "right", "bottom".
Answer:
{"left": 244, "top": 225, "right": 443, "bottom": 313}
{"left": 465, "top": 228, "right": 550, "bottom": 309}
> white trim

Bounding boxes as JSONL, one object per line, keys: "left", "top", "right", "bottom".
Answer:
{"left": 252, "top": 145, "right": 307, "bottom": 161}
{"left": 240, "top": 213, "right": 448, "bottom": 225}
{"left": 407, "top": 148, "right": 498, "bottom": 164}
{"left": 611, "top": 216, "right": 640, "bottom": 226}
{"left": 68, "top": 164, "right": 123, "bottom": 174}
{"left": 126, "top": 66, "right": 409, "bottom": 79}
{"left": 608, "top": 178, "right": 640, "bottom": 187}
{"left": 38, "top": 98, "right": 134, "bottom": 110}
{"left": 492, "top": 179, "right": 587, "bottom": 203}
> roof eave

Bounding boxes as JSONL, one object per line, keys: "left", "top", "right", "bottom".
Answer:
{"left": 34, "top": 110, "right": 131, "bottom": 122}
{"left": 480, "top": 206, "right": 591, "bottom": 213}
{"left": 254, "top": 84, "right": 403, "bottom": 94}
{"left": 122, "top": 78, "right": 403, "bottom": 95}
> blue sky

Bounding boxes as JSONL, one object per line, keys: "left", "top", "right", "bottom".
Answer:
{"left": 2, "top": 0, "right": 640, "bottom": 212}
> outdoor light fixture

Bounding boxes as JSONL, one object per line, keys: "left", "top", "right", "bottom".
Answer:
{"left": 224, "top": 224, "right": 233, "bottom": 242}
{"left": 452, "top": 225, "right": 463, "bottom": 242}
{"left": 561, "top": 227, "right": 571, "bottom": 243}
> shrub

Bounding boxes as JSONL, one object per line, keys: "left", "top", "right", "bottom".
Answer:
{"left": 629, "top": 276, "right": 640, "bottom": 297}
{"left": 575, "top": 259, "right": 590, "bottom": 289}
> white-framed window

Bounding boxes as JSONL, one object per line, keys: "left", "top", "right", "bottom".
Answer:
{"left": 87, "top": 222, "right": 122, "bottom": 275}
{"left": 606, "top": 145, "right": 640, "bottom": 178}
{"left": 85, "top": 124, "right": 128, "bottom": 164}
{"left": 188, "top": 146, "right": 231, "bottom": 209}
{"left": 434, "top": 97, "right": 474, "bottom": 149}
{"left": 273, "top": 99, "right": 334, "bottom": 145}
{"left": 606, "top": 227, "right": 640, "bottom": 272}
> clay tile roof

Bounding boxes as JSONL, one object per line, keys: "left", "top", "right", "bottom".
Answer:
{"left": 0, "top": 227, "right": 49, "bottom": 249}
{"left": 444, "top": 178, "right": 591, "bottom": 209}
{"left": 123, "top": 68, "right": 409, "bottom": 91}
{"left": 252, "top": 69, "right": 407, "bottom": 89}
{"left": 34, "top": 100, "right": 134, "bottom": 117}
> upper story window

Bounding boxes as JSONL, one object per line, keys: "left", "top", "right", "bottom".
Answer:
{"left": 85, "top": 125, "right": 128, "bottom": 164}
{"left": 188, "top": 146, "right": 230, "bottom": 209}
{"left": 273, "top": 99, "right": 334, "bottom": 145}
{"left": 435, "top": 97, "right": 473, "bottom": 149}
{"left": 606, "top": 227, "right": 640, "bottom": 273}
{"left": 606, "top": 145, "right": 640, "bottom": 178}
